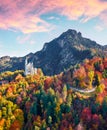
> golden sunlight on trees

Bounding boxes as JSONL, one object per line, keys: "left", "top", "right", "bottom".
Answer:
{"left": 0, "top": 57, "right": 107, "bottom": 129}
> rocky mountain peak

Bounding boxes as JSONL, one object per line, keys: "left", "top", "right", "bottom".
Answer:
{"left": 0, "top": 29, "right": 107, "bottom": 75}
{"left": 59, "top": 29, "right": 81, "bottom": 39}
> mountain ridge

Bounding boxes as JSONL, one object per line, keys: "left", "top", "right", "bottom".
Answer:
{"left": 0, "top": 29, "right": 107, "bottom": 75}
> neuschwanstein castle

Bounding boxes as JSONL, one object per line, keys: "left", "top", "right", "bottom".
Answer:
{"left": 24, "top": 58, "right": 37, "bottom": 75}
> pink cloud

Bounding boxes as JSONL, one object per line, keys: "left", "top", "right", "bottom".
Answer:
{"left": 17, "top": 34, "right": 36, "bottom": 45}
{"left": 0, "top": 0, "right": 51, "bottom": 33}
{"left": 17, "top": 34, "right": 31, "bottom": 44}
{"left": 59, "top": 0, "right": 107, "bottom": 21}
{"left": 100, "top": 10, "right": 107, "bottom": 26}
{"left": 0, "top": 0, "right": 107, "bottom": 33}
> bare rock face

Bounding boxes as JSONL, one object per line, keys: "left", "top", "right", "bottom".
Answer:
{"left": 0, "top": 29, "right": 106, "bottom": 75}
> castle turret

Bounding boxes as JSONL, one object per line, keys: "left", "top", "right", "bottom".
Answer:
{"left": 24, "top": 58, "right": 28, "bottom": 76}
{"left": 25, "top": 58, "right": 28, "bottom": 65}
{"left": 24, "top": 57, "right": 37, "bottom": 76}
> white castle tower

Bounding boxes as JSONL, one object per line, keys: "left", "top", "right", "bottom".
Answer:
{"left": 25, "top": 58, "right": 37, "bottom": 76}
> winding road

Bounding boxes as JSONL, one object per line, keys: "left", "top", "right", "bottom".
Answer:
{"left": 70, "top": 86, "right": 97, "bottom": 93}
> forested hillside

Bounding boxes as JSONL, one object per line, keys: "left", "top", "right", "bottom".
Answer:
{"left": 0, "top": 57, "right": 107, "bottom": 130}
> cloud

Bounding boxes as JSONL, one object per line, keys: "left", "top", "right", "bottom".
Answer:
{"left": 59, "top": 0, "right": 107, "bottom": 22}
{"left": 0, "top": 0, "right": 107, "bottom": 33}
{"left": 95, "top": 25, "right": 104, "bottom": 31}
{"left": 0, "top": 0, "right": 51, "bottom": 33}
{"left": 30, "top": 41, "right": 36, "bottom": 45}
{"left": 48, "top": 16, "right": 60, "bottom": 20}
{"left": 17, "top": 34, "right": 31, "bottom": 44}
{"left": 100, "top": 11, "right": 107, "bottom": 26}
{"left": 17, "top": 34, "right": 36, "bottom": 45}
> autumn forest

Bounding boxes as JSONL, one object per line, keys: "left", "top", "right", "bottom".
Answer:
{"left": 0, "top": 57, "right": 107, "bottom": 130}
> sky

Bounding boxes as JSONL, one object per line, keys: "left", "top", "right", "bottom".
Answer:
{"left": 0, "top": 0, "right": 107, "bottom": 57}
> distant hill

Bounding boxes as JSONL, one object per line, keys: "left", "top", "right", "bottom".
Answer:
{"left": 0, "top": 29, "right": 107, "bottom": 75}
